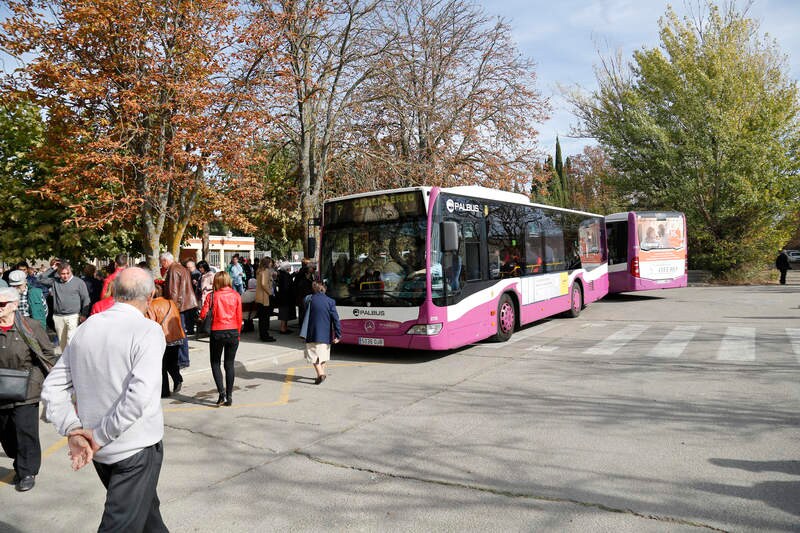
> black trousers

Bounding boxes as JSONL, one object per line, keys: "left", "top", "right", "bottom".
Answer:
{"left": 162, "top": 345, "right": 182, "bottom": 395}
{"left": 0, "top": 403, "right": 41, "bottom": 478}
{"left": 210, "top": 331, "right": 239, "bottom": 398}
{"left": 94, "top": 441, "right": 168, "bottom": 533}
{"left": 256, "top": 304, "right": 273, "bottom": 340}
{"left": 780, "top": 268, "right": 788, "bottom": 285}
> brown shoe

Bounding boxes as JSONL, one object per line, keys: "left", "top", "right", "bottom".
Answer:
{"left": 315, "top": 374, "right": 327, "bottom": 385}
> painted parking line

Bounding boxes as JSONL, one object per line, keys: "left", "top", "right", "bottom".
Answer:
{"left": 583, "top": 324, "right": 650, "bottom": 356}
{"left": 1, "top": 437, "right": 67, "bottom": 487}
{"left": 647, "top": 325, "right": 701, "bottom": 358}
{"left": 717, "top": 327, "right": 756, "bottom": 361}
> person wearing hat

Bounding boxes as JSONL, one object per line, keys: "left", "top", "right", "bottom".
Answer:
{"left": 8, "top": 270, "right": 47, "bottom": 330}
{"left": 0, "top": 286, "right": 58, "bottom": 492}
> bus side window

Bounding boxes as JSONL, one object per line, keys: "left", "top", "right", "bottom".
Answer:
{"left": 525, "top": 221, "right": 543, "bottom": 274}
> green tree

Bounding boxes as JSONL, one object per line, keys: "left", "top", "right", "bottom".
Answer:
{"left": 569, "top": 3, "right": 800, "bottom": 276}
{"left": 0, "top": 101, "right": 130, "bottom": 265}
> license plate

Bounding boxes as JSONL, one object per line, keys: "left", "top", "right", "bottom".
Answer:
{"left": 358, "top": 337, "right": 384, "bottom": 346}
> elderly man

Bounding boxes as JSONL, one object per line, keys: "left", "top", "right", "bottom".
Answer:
{"left": 8, "top": 269, "right": 47, "bottom": 330}
{"left": 37, "top": 262, "right": 90, "bottom": 353}
{"left": 159, "top": 252, "right": 197, "bottom": 368}
{"left": 0, "top": 287, "right": 57, "bottom": 492}
{"left": 41, "top": 268, "right": 168, "bottom": 532}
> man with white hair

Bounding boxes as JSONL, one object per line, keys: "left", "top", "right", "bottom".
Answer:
{"left": 159, "top": 252, "right": 197, "bottom": 368}
{"left": 41, "top": 267, "right": 168, "bottom": 532}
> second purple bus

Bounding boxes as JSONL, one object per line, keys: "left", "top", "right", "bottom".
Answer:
{"left": 605, "top": 211, "right": 688, "bottom": 294}
{"left": 319, "top": 186, "right": 609, "bottom": 350}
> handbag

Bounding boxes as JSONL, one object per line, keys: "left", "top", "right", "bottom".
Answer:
{"left": 202, "top": 293, "right": 215, "bottom": 334}
{"left": 0, "top": 368, "right": 31, "bottom": 402}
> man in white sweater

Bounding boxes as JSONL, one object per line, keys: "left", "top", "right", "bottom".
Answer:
{"left": 41, "top": 267, "right": 168, "bottom": 533}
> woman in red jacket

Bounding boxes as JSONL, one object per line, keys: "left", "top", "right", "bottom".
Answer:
{"left": 199, "top": 271, "right": 242, "bottom": 406}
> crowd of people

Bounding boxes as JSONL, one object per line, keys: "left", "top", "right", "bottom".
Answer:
{"left": 0, "top": 249, "right": 340, "bottom": 526}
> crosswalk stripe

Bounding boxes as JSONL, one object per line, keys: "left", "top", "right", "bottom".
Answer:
{"left": 647, "top": 325, "right": 701, "bottom": 358}
{"left": 482, "top": 320, "right": 563, "bottom": 349}
{"left": 717, "top": 327, "right": 756, "bottom": 361}
{"left": 584, "top": 324, "right": 650, "bottom": 355}
{"left": 785, "top": 328, "right": 800, "bottom": 363}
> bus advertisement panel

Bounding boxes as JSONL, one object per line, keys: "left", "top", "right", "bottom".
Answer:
{"left": 606, "top": 211, "right": 687, "bottom": 294}
{"left": 319, "top": 186, "right": 609, "bottom": 350}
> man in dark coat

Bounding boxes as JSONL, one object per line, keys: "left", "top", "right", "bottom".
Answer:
{"left": 776, "top": 250, "right": 790, "bottom": 285}
{"left": 0, "top": 287, "right": 58, "bottom": 492}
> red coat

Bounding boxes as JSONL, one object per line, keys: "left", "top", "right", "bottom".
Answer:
{"left": 90, "top": 296, "right": 115, "bottom": 315}
{"left": 199, "top": 287, "right": 242, "bottom": 333}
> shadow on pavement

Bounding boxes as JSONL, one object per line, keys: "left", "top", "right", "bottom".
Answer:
{"left": 709, "top": 458, "right": 800, "bottom": 475}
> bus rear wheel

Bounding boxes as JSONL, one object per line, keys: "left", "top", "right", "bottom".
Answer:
{"left": 567, "top": 283, "right": 583, "bottom": 318}
{"left": 493, "top": 294, "right": 515, "bottom": 342}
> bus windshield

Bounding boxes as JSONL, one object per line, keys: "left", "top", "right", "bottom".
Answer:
{"left": 320, "top": 219, "right": 428, "bottom": 307}
{"left": 637, "top": 213, "right": 685, "bottom": 251}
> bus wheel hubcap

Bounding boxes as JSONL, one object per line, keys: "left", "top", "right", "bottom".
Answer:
{"left": 500, "top": 303, "right": 514, "bottom": 333}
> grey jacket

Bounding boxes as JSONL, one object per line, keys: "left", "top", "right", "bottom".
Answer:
{"left": 38, "top": 269, "right": 90, "bottom": 316}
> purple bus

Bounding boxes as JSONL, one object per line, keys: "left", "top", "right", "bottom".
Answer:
{"left": 605, "top": 211, "right": 688, "bottom": 294}
{"left": 319, "top": 186, "right": 609, "bottom": 350}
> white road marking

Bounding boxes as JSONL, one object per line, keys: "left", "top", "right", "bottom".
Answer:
{"left": 583, "top": 324, "right": 650, "bottom": 356}
{"left": 717, "top": 327, "right": 756, "bottom": 361}
{"left": 482, "top": 320, "right": 564, "bottom": 349}
{"left": 647, "top": 325, "right": 701, "bottom": 358}
{"left": 785, "top": 328, "right": 800, "bottom": 363}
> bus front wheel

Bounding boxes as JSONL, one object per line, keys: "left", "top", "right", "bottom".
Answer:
{"left": 493, "top": 294, "right": 515, "bottom": 342}
{"left": 567, "top": 283, "right": 583, "bottom": 318}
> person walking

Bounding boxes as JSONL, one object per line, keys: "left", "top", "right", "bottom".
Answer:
{"left": 37, "top": 262, "right": 91, "bottom": 353}
{"left": 300, "top": 281, "right": 341, "bottom": 384}
{"left": 146, "top": 285, "right": 185, "bottom": 398}
{"left": 160, "top": 252, "right": 197, "bottom": 368}
{"left": 293, "top": 258, "right": 315, "bottom": 330}
{"left": 255, "top": 257, "right": 276, "bottom": 342}
{"left": 275, "top": 261, "right": 296, "bottom": 334}
{"left": 41, "top": 267, "right": 169, "bottom": 532}
{"left": 198, "top": 272, "right": 242, "bottom": 406}
{"left": 227, "top": 255, "right": 245, "bottom": 295}
{"left": 8, "top": 269, "right": 47, "bottom": 330}
{"left": 100, "top": 254, "right": 128, "bottom": 300}
{"left": 776, "top": 250, "right": 790, "bottom": 285}
{"left": 196, "top": 260, "right": 215, "bottom": 307}
{"left": 0, "top": 287, "right": 58, "bottom": 492}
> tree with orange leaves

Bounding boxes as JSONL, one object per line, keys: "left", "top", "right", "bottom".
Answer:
{"left": 1, "top": 0, "right": 282, "bottom": 270}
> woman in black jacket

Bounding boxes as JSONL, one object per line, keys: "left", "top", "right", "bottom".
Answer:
{"left": 275, "top": 262, "right": 296, "bottom": 334}
{"left": 0, "top": 287, "right": 57, "bottom": 492}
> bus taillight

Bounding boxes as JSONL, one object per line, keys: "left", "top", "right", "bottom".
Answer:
{"left": 631, "top": 257, "right": 640, "bottom": 278}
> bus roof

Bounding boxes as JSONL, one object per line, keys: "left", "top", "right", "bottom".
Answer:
{"left": 325, "top": 185, "right": 603, "bottom": 218}
{"left": 605, "top": 210, "right": 684, "bottom": 222}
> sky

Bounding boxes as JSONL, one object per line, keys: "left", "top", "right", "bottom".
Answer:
{"left": 477, "top": 0, "right": 800, "bottom": 158}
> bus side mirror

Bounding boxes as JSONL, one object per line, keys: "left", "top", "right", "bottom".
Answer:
{"left": 442, "top": 221, "right": 459, "bottom": 252}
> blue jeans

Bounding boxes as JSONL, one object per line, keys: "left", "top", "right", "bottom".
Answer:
{"left": 178, "top": 311, "right": 191, "bottom": 367}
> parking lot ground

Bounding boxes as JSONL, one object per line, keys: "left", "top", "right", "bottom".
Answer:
{"left": 2, "top": 284, "right": 799, "bottom": 532}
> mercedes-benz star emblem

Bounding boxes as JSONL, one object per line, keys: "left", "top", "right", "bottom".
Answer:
{"left": 364, "top": 320, "right": 375, "bottom": 333}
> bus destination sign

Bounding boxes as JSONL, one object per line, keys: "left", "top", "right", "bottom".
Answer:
{"left": 325, "top": 191, "right": 424, "bottom": 225}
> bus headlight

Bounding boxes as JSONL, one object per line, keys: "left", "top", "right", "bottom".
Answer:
{"left": 406, "top": 323, "right": 443, "bottom": 335}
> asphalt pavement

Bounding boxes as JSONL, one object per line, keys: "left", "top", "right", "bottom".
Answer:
{"left": 2, "top": 277, "right": 800, "bottom": 532}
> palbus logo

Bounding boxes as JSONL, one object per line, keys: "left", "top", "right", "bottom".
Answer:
{"left": 446, "top": 198, "right": 480, "bottom": 214}
{"left": 353, "top": 309, "right": 386, "bottom": 318}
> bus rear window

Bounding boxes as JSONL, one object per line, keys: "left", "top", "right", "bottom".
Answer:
{"left": 637, "top": 214, "right": 685, "bottom": 251}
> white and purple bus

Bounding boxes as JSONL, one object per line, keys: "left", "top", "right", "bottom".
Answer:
{"left": 319, "top": 186, "right": 609, "bottom": 350}
{"left": 605, "top": 211, "right": 688, "bottom": 294}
